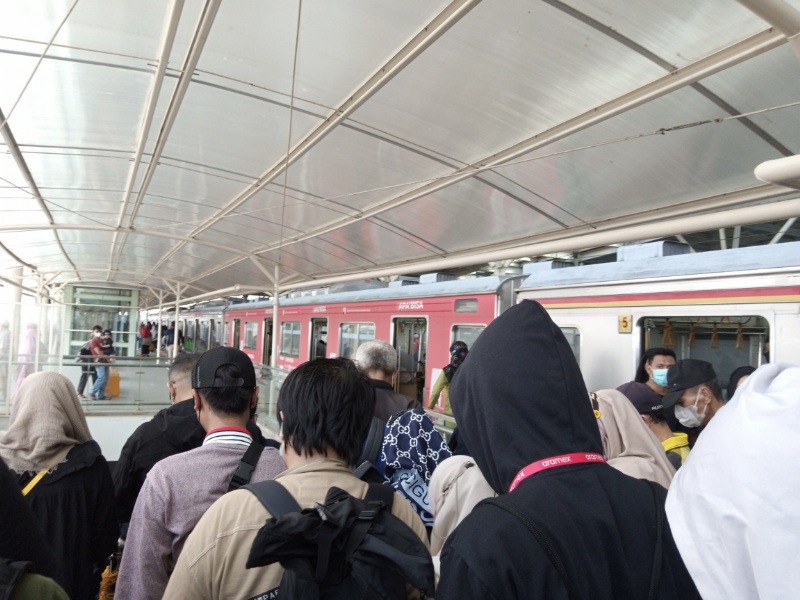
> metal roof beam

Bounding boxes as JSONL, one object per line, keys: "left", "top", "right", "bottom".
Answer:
{"left": 108, "top": 0, "right": 186, "bottom": 278}
{"left": 770, "top": 217, "right": 798, "bottom": 243}
{"left": 278, "top": 197, "right": 800, "bottom": 291}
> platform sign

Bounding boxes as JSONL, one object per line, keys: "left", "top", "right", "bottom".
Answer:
{"left": 618, "top": 314, "right": 633, "bottom": 334}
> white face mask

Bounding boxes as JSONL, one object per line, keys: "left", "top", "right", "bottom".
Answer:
{"left": 675, "top": 388, "right": 707, "bottom": 428}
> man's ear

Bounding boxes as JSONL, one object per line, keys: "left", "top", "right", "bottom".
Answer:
{"left": 641, "top": 414, "right": 652, "bottom": 426}
{"left": 249, "top": 387, "right": 259, "bottom": 416}
{"left": 193, "top": 389, "right": 203, "bottom": 413}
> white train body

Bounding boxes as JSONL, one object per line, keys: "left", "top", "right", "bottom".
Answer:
{"left": 516, "top": 242, "right": 800, "bottom": 393}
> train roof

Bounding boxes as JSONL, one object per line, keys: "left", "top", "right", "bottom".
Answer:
{"left": 518, "top": 241, "right": 800, "bottom": 290}
{"left": 225, "top": 276, "right": 518, "bottom": 310}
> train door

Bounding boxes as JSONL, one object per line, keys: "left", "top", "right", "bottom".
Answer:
{"left": 232, "top": 318, "right": 241, "bottom": 349}
{"left": 392, "top": 317, "right": 427, "bottom": 405}
{"left": 261, "top": 318, "right": 272, "bottom": 365}
{"left": 310, "top": 318, "right": 328, "bottom": 360}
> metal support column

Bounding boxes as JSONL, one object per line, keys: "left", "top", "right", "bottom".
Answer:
{"left": 270, "top": 266, "right": 280, "bottom": 368}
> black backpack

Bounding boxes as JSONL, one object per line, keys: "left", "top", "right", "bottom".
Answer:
{"left": 244, "top": 480, "right": 435, "bottom": 600}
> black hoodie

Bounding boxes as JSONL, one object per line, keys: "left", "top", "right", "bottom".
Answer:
{"left": 436, "top": 301, "right": 700, "bottom": 600}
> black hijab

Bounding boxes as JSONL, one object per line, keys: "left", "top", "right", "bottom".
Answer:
{"left": 449, "top": 300, "right": 602, "bottom": 494}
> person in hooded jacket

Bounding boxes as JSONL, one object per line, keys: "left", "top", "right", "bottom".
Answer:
{"left": 428, "top": 341, "right": 468, "bottom": 415}
{"left": 436, "top": 300, "right": 700, "bottom": 600}
{"left": 113, "top": 354, "right": 277, "bottom": 529}
{"left": 0, "top": 371, "right": 118, "bottom": 600}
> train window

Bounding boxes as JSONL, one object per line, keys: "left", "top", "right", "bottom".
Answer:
{"left": 452, "top": 325, "right": 484, "bottom": 349}
{"left": 280, "top": 321, "right": 301, "bottom": 357}
{"left": 339, "top": 322, "right": 375, "bottom": 360}
{"left": 560, "top": 327, "right": 581, "bottom": 365}
{"left": 454, "top": 299, "right": 479, "bottom": 313}
{"left": 640, "top": 315, "right": 769, "bottom": 392}
{"left": 243, "top": 321, "right": 258, "bottom": 350}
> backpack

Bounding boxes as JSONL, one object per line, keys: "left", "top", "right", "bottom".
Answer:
{"left": 244, "top": 480, "right": 435, "bottom": 600}
{"left": 76, "top": 341, "right": 93, "bottom": 363}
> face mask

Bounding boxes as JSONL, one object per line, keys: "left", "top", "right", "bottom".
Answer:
{"left": 652, "top": 368, "right": 669, "bottom": 387}
{"left": 675, "top": 388, "right": 706, "bottom": 428}
{"left": 94, "top": 332, "right": 102, "bottom": 338}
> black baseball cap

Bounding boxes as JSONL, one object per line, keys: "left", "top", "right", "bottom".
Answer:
{"left": 662, "top": 359, "right": 717, "bottom": 408}
{"left": 102, "top": 329, "right": 112, "bottom": 335}
{"left": 616, "top": 381, "right": 664, "bottom": 414}
{"left": 192, "top": 346, "right": 256, "bottom": 389}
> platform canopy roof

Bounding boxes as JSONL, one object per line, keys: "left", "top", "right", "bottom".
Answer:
{"left": 2, "top": 0, "right": 800, "bottom": 305}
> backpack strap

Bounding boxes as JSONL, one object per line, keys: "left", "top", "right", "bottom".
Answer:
{"left": 479, "top": 497, "right": 579, "bottom": 599}
{"left": 227, "top": 441, "right": 265, "bottom": 492}
{"left": 364, "top": 483, "right": 395, "bottom": 510}
{"left": 645, "top": 480, "right": 664, "bottom": 600}
{"left": 358, "top": 417, "right": 385, "bottom": 465}
{"left": 244, "top": 479, "right": 302, "bottom": 517}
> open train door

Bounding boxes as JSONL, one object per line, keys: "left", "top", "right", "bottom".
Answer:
{"left": 310, "top": 318, "right": 328, "bottom": 360}
{"left": 392, "top": 317, "right": 427, "bottom": 405}
{"left": 261, "top": 318, "right": 272, "bottom": 365}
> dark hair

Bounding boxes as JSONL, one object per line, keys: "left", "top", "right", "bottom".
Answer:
{"left": 648, "top": 410, "right": 666, "bottom": 424}
{"left": 169, "top": 353, "right": 199, "bottom": 386}
{"left": 196, "top": 363, "right": 255, "bottom": 416}
{"left": 449, "top": 340, "right": 468, "bottom": 354}
{"left": 277, "top": 358, "right": 374, "bottom": 466}
{"left": 92, "top": 325, "right": 103, "bottom": 332}
{"left": 634, "top": 347, "right": 677, "bottom": 383}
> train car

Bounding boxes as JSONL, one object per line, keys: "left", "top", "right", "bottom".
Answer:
{"left": 516, "top": 241, "right": 800, "bottom": 394}
{"left": 223, "top": 275, "right": 522, "bottom": 406}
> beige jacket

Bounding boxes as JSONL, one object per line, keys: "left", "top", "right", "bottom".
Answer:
{"left": 163, "top": 458, "right": 429, "bottom": 600}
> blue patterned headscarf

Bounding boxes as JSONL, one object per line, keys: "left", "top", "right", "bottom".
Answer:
{"left": 381, "top": 408, "right": 452, "bottom": 527}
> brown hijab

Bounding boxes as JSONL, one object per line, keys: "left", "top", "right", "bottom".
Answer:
{"left": 0, "top": 371, "right": 93, "bottom": 474}
{"left": 593, "top": 389, "right": 675, "bottom": 488}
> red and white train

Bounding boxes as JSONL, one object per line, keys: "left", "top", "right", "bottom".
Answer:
{"left": 165, "top": 240, "right": 800, "bottom": 403}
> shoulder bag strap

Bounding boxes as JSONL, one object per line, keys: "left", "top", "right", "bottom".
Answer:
{"left": 479, "top": 496, "right": 579, "bottom": 600}
{"left": 645, "top": 480, "right": 664, "bottom": 600}
{"left": 357, "top": 417, "right": 385, "bottom": 466}
{"left": 365, "top": 482, "right": 395, "bottom": 509}
{"left": 244, "top": 479, "right": 301, "bottom": 517}
{"left": 227, "top": 440, "right": 265, "bottom": 492}
{"left": 22, "top": 467, "right": 50, "bottom": 496}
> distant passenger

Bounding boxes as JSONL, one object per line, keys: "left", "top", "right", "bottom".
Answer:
{"left": 592, "top": 388, "right": 675, "bottom": 487}
{"left": 662, "top": 359, "right": 726, "bottom": 429}
{"left": 76, "top": 325, "right": 102, "bottom": 399}
{"left": 726, "top": 365, "right": 755, "bottom": 401}
{"left": 0, "top": 372, "right": 118, "bottom": 600}
{"left": 436, "top": 300, "right": 700, "bottom": 599}
{"left": 634, "top": 347, "right": 677, "bottom": 396}
{"left": 163, "top": 358, "right": 429, "bottom": 600}
{"left": 666, "top": 364, "right": 800, "bottom": 599}
{"left": 115, "top": 347, "right": 285, "bottom": 600}
{"left": 138, "top": 322, "right": 152, "bottom": 357}
{"left": 428, "top": 341, "right": 468, "bottom": 415}
{"left": 617, "top": 381, "right": 690, "bottom": 469}
{"left": 355, "top": 340, "right": 419, "bottom": 420}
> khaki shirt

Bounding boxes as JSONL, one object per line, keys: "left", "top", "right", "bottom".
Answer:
{"left": 163, "top": 458, "right": 429, "bottom": 600}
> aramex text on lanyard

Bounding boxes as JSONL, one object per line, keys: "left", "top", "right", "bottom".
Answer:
{"left": 508, "top": 452, "right": 607, "bottom": 493}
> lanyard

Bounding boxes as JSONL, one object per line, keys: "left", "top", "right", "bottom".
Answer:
{"left": 509, "top": 452, "right": 607, "bottom": 493}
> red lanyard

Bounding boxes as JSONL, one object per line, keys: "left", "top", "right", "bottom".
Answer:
{"left": 508, "top": 452, "right": 607, "bottom": 492}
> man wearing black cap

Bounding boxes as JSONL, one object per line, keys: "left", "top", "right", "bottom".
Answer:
{"left": 662, "top": 359, "right": 726, "bottom": 430}
{"left": 115, "top": 347, "right": 285, "bottom": 600}
{"left": 617, "top": 381, "right": 690, "bottom": 469}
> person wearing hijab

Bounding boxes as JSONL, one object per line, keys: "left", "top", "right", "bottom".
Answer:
{"left": 436, "top": 300, "right": 699, "bottom": 600}
{"left": 428, "top": 456, "right": 494, "bottom": 586}
{"left": 380, "top": 408, "right": 452, "bottom": 529}
{"left": 666, "top": 364, "right": 800, "bottom": 600}
{"left": 428, "top": 341, "right": 468, "bottom": 415}
{"left": 0, "top": 372, "right": 118, "bottom": 600}
{"left": 592, "top": 389, "right": 675, "bottom": 488}
{"left": 726, "top": 365, "right": 755, "bottom": 401}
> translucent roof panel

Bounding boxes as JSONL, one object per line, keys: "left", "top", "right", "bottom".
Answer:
{"left": 2, "top": 2, "right": 800, "bottom": 300}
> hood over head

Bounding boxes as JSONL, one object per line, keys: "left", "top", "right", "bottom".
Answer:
{"left": 449, "top": 300, "right": 602, "bottom": 494}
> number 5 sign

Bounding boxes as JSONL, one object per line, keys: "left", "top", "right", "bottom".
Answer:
{"left": 618, "top": 314, "right": 633, "bottom": 333}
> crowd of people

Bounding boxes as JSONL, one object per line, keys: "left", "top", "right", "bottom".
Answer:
{"left": 0, "top": 299, "right": 796, "bottom": 599}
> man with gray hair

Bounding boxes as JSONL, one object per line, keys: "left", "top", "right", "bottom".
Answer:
{"left": 355, "top": 340, "right": 420, "bottom": 420}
